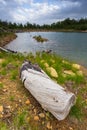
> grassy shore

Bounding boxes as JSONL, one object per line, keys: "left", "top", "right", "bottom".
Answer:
{"left": 0, "top": 51, "right": 87, "bottom": 130}
{"left": 33, "top": 35, "right": 48, "bottom": 42}
{"left": 0, "top": 32, "right": 17, "bottom": 47}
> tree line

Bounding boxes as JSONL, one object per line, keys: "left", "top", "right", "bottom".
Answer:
{"left": 0, "top": 18, "right": 87, "bottom": 32}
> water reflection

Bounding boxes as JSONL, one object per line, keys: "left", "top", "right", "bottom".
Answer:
{"left": 5, "top": 32, "right": 87, "bottom": 67}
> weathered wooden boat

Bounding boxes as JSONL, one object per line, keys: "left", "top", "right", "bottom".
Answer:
{"left": 20, "top": 61, "right": 76, "bottom": 120}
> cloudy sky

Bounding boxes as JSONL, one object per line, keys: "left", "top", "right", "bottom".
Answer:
{"left": 0, "top": 0, "right": 87, "bottom": 25}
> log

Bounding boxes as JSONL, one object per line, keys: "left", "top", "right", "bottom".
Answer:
{"left": 0, "top": 47, "right": 9, "bottom": 52}
{"left": 20, "top": 61, "right": 76, "bottom": 120}
{"left": 0, "top": 47, "right": 17, "bottom": 53}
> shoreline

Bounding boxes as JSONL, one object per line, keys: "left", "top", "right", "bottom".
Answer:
{"left": 0, "top": 31, "right": 87, "bottom": 70}
{"left": 0, "top": 33, "right": 17, "bottom": 47}
{"left": 14, "top": 29, "right": 87, "bottom": 33}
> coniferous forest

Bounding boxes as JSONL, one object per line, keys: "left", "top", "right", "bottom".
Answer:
{"left": 0, "top": 18, "right": 87, "bottom": 32}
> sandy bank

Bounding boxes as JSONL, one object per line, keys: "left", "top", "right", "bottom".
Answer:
{"left": 0, "top": 33, "right": 17, "bottom": 47}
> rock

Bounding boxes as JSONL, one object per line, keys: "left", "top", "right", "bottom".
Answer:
{"left": 16, "top": 104, "right": 18, "bottom": 108}
{"left": 64, "top": 70, "right": 75, "bottom": 76}
{"left": 27, "top": 117, "right": 31, "bottom": 122}
{"left": 44, "top": 63, "right": 49, "bottom": 68}
{"left": 47, "top": 67, "right": 58, "bottom": 78}
{"left": 34, "top": 116, "right": 39, "bottom": 121}
{"left": 72, "top": 64, "right": 80, "bottom": 69}
{"left": 25, "top": 99, "right": 30, "bottom": 105}
{"left": 0, "top": 114, "right": 3, "bottom": 118}
{"left": 69, "top": 127, "right": 73, "bottom": 130}
{"left": 0, "top": 106, "right": 3, "bottom": 113}
{"left": 85, "top": 99, "right": 87, "bottom": 103}
{"left": 39, "top": 113, "right": 45, "bottom": 118}
{"left": 19, "top": 99, "right": 22, "bottom": 103}
{"left": 77, "top": 70, "right": 83, "bottom": 76}
{"left": 42, "top": 121, "right": 45, "bottom": 125}
{"left": 34, "top": 109, "right": 37, "bottom": 115}
{"left": 46, "top": 122, "right": 52, "bottom": 129}
{"left": 0, "top": 59, "right": 4, "bottom": 64}
{"left": 6, "top": 105, "right": 11, "bottom": 109}
{"left": 3, "top": 89, "right": 8, "bottom": 92}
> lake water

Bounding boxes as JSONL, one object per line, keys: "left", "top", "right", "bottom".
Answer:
{"left": 5, "top": 32, "right": 87, "bottom": 67}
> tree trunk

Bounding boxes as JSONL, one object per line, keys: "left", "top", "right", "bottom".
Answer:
{"left": 20, "top": 61, "right": 76, "bottom": 120}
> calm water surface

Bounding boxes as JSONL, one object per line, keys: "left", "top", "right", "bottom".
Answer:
{"left": 5, "top": 32, "right": 87, "bottom": 67}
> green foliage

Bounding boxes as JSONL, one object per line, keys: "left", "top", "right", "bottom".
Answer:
{"left": 33, "top": 35, "right": 48, "bottom": 42}
{"left": 0, "top": 18, "right": 87, "bottom": 31}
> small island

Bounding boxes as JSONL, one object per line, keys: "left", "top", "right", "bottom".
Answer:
{"left": 33, "top": 35, "right": 48, "bottom": 43}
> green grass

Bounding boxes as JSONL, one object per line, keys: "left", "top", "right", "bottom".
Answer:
{"left": 1, "top": 61, "right": 8, "bottom": 68}
{"left": 0, "top": 82, "right": 3, "bottom": 89}
{"left": 10, "top": 70, "right": 18, "bottom": 80}
{"left": 65, "top": 74, "right": 85, "bottom": 84}
{"left": 17, "top": 111, "right": 27, "bottom": 127}
{"left": 0, "top": 122, "right": 8, "bottom": 130}
{"left": 0, "top": 69, "right": 7, "bottom": 75}
{"left": 70, "top": 105, "right": 83, "bottom": 119}
{"left": 0, "top": 51, "right": 85, "bottom": 87}
{"left": 62, "top": 62, "right": 72, "bottom": 70}
{"left": 9, "top": 95, "right": 15, "bottom": 101}
{"left": 13, "top": 111, "right": 31, "bottom": 130}
{"left": 70, "top": 96, "right": 84, "bottom": 119}
{"left": 35, "top": 52, "right": 85, "bottom": 85}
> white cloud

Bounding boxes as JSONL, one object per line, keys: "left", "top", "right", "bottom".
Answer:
{"left": 10, "top": 2, "right": 60, "bottom": 24}
{"left": 0, "top": 0, "right": 86, "bottom": 24}
{"left": 10, "top": 8, "right": 27, "bottom": 22}
{"left": 14, "top": 0, "right": 33, "bottom": 5}
{"left": 0, "top": 0, "right": 6, "bottom": 5}
{"left": 61, "top": 1, "right": 81, "bottom": 8}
